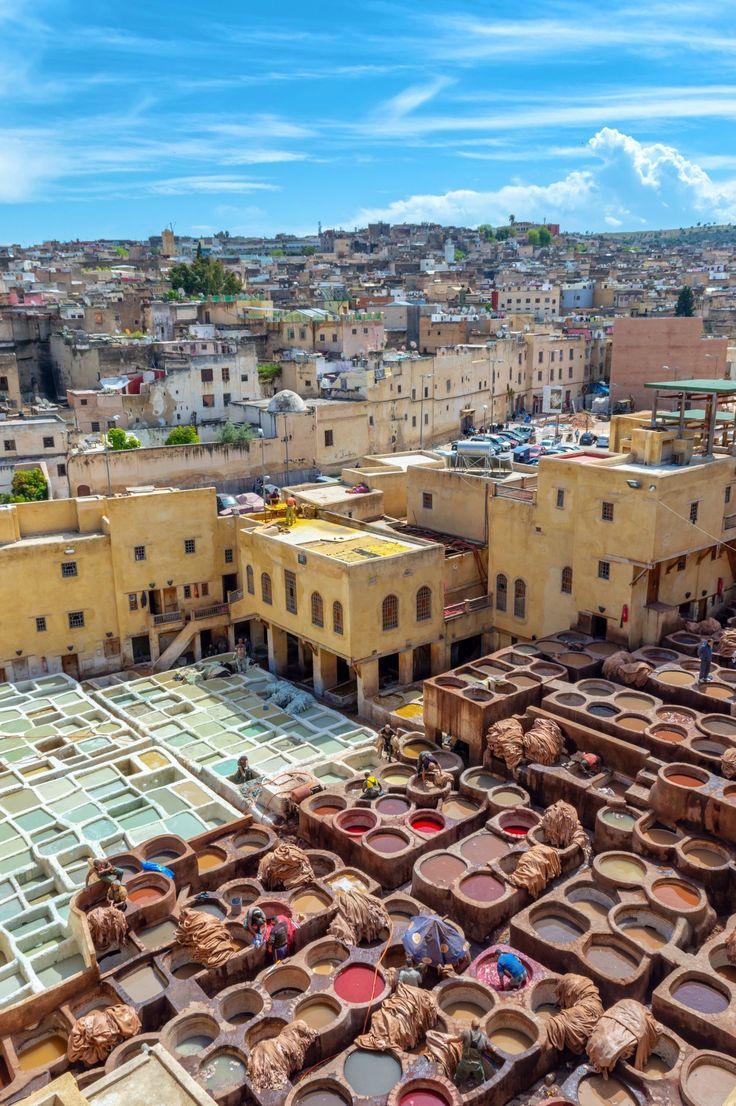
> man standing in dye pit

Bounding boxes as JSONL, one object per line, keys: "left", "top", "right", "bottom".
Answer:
{"left": 698, "top": 637, "right": 714, "bottom": 683}
{"left": 493, "top": 948, "right": 528, "bottom": 990}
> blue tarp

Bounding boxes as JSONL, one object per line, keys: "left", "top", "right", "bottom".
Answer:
{"left": 402, "top": 914, "right": 469, "bottom": 967}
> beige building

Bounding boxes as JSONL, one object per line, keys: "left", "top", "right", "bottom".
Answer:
{"left": 497, "top": 284, "right": 561, "bottom": 320}
{"left": 610, "top": 317, "right": 729, "bottom": 409}
{"left": 0, "top": 415, "right": 70, "bottom": 499}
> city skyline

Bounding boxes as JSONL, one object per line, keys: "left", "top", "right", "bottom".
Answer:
{"left": 1, "top": 0, "right": 735, "bottom": 243}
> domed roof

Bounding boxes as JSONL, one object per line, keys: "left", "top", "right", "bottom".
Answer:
{"left": 267, "top": 389, "right": 308, "bottom": 414}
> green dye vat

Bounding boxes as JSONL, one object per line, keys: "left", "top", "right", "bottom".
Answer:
{"left": 213, "top": 759, "right": 237, "bottom": 777}
{"left": 310, "top": 737, "right": 346, "bottom": 755}
{"left": 166, "top": 734, "right": 196, "bottom": 749}
{"left": 147, "top": 789, "right": 187, "bottom": 815}
{"left": 0, "top": 851, "right": 32, "bottom": 874}
{"left": 154, "top": 724, "right": 183, "bottom": 739}
{"left": 16, "top": 810, "right": 54, "bottom": 832}
{"left": 78, "top": 738, "right": 109, "bottom": 753}
{"left": 0, "top": 898, "right": 23, "bottom": 923}
{"left": 0, "top": 791, "right": 36, "bottom": 814}
{"left": 37, "top": 955, "right": 85, "bottom": 986}
{"left": 119, "top": 808, "right": 158, "bottom": 831}
{"left": 315, "top": 770, "right": 345, "bottom": 784}
{"left": 0, "top": 880, "right": 14, "bottom": 900}
{"left": 36, "top": 779, "right": 73, "bottom": 801}
{"left": 0, "top": 971, "right": 26, "bottom": 1000}
{"left": 38, "top": 834, "right": 77, "bottom": 856}
{"left": 85, "top": 819, "right": 118, "bottom": 841}
{"left": 78, "top": 767, "right": 118, "bottom": 787}
{"left": 165, "top": 812, "right": 205, "bottom": 838}
{"left": 66, "top": 803, "right": 101, "bottom": 824}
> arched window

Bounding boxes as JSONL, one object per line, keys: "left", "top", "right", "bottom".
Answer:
{"left": 416, "top": 586, "right": 432, "bottom": 622}
{"left": 76, "top": 484, "right": 91, "bottom": 497}
{"left": 514, "top": 578, "right": 526, "bottom": 619}
{"left": 561, "top": 566, "right": 573, "bottom": 594}
{"left": 382, "top": 594, "right": 399, "bottom": 631}
{"left": 261, "top": 572, "right": 272, "bottom": 605}
{"left": 246, "top": 565, "right": 254, "bottom": 595}
{"left": 311, "top": 591, "right": 324, "bottom": 627}
{"left": 332, "top": 600, "right": 344, "bottom": 635}
{"left": 495, "top": 573, "right": 508, "bottom": 612}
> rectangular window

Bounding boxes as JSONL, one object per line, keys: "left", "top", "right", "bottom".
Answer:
{"left": 324, "top": 429, "right": 334, "bottom": 447}
{"left": 412, "top": 416, "right": 416, "bottom": 427}
{"left": 134, "top": 545, "right": 146, "bottom": 561}
{"left": 241, "top": 374, "right": 249, "bottom": 382}
{"left": 224, "top": 548, "right": 234, "bottom": 564}
{"left": 726, "top": 486, "right": 732, "bottom": 504}
{"left": 183, "top": 584, "right": 191, "bottom": 598}
{"left": 556, "top": 489, "right": 565, "bottom": 509}
{"left": 201, "top": 582, "right": 209, "bottom": 597}
{"left": 128, "top": 593, "right": 138, "bottom": 610}
{"left": 43, "top": 436, "right": 54, "bottom": 448}
{"left": 202, "top": 394, "right": 215, "bottom": 408}
{"left": 598, "top": 560, "right": 610, "bottom": 580}
{"left": 601, "top": 501, "right": 614, "bottom": 522}
{"left": 422, "top": 492, "right": 433, "bottom": 509}
{"left": 3, "top": 440, "right": 15, "bottom": 451}
{"left": 0, "top": 376, "right": 7, "bottom": 390}
{"left": 424, "top": 413, "right": 429, "bottom": 425}
{"left": 284, "top": 569, "right": 297, "bottom": 614}
{"left": 538, "top": 351, "right": 543, "bottom": 364}
{"left": 689, "top": 501, "right": 699, "bottom": 523}
{"left": 221, "top": 367, "right": 230, "bottom": 382}
{"left": 184, "top": 538, "right": 196, "bottom": 554}
{"left": 223, "top": 393, "right": 231, "bottom": 406}
{"left": 35, "top": 616, "right": 46, "bottom": 632}
{"left": 200, "top": 368, "right": 213, "bottom": 383}
{"left": 57, "top": 463, "right": 66, "bottom": 476}
{"left": 61, "top": 561, "right": 78, "bottom": 578}
{"left": 91, "top": 421, "right": 100, "bottom": 432}
{"left": 68, "top": 610, "right": 85, "bottom": 629}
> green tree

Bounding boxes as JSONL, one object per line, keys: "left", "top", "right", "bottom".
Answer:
{"left": 169, "top": 255, "right": 242, "bottom": 297}
{"left": 165, "top": 425, "right": 200, "bottom": 446}
{"left": 219, "top": 421, "right": 255, "bottom": 445}
{"left": 477, "top": 224, "right": 495, "bottom": 240}
{"left": 257, "top": 362, "right": 281, "bottom": 384}
{"left": 675, "top": 285, "right": 696, "bottom": 317}
{"left": 0, "top": 468, "right": 49, "bottom": 503}
{"left": 495, "top": 227, "right": 511, "bottom": 241}
{"left": 107, "top": 427, "right": 140, "bottom": 451}
{"left": 538, "top": 227, "right": 552, "bottom": 247}
{"left": 527, "top": 229, "right": 540, "bottom": 246}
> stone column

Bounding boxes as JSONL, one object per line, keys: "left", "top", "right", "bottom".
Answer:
{"left": 267, "top": 624, "right": 289, "bottom": 676}
{"left": 398, "top": 648, "right": 414, "bottom": 686}
{"left": 313, "top": 648, "right": 339, "bottom": 697}
{"left": 193, "top": 633, "right": 203, "bottom": 662}
{"left": 430, "top": 641, "right": 449, "bottom": 675}
{"left": 357, "top": 657, "right": 380, "bottom": 716}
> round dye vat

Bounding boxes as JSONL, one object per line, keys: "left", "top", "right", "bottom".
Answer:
{"left": 555, "top": 693, "right": 586, "bottom": 706}
{"left": 533, "top": 914, "right": 583, "bottom": 944}
{"left": 442, "top": 998, "right": 488, "bottom": 1023}
{"left": 618, "top": 716, "right": 648, "bottom": 733}
{"left": 618, "top": 923, "right": 667, "bottom": 951}
{"left": 501, "top": 821, "right": 529, "bottom": 837}
{"left": 601, "top": 809, "right": 636, "bottom": 830}
{"left": 410, "top": 815, "right": 443, "bottom": 834}
{"left": 665, "top": 770, "right": 704, "bottom": 788}
{"left": 343, "top": 1050, "right": 401, "bottom": 1097}
{"left": 568, "top": 894, "right": 613, "bottom": 921}
{"left": 586, "top": 944, "right": 639, "bottom": 979}
{"left": 615, "top": 693, "right": 654, "bottom": 711}
{"left": 367, "top": 831, "right": 407, "bottom": 855}
{"left": 657, "top": 669, "right": 693, "bottom": 687}
{"left": 399, "top": 1090, "right": 449, "bottom": 1106}
{"left": 459, "top": 873, "right": 505, "bottom": 902}
{"left": 127, "top": 886, "right": 162, "bottom": 907}
{"left": 172, "top": 961, "right": 201, "bottom": 980}
{"left": 311, "top": 957, "right": 343, "bottom": 976}
{"left": 313, "top": 805, "right": 342, "bottom": 817}
{"left": 598, "top": 855, "right": 646, "bottom": 883}
{"left": 334, "top": 965, "right": 383, "bottom": 1004}
{"left": 645, "top": 826, "right": 678, "bottom": 846}
{"left": 465, "top": 770, "right": 500, "bottom": 790}
{"left": 403, "top": 741, "right": 431, "bottom": 759}
{"left": 587, "top": 703, "right": 618, "bottom": 718}
{"left": 510, "top": 675, "right": 539, "bottom": 689}
{"left": 488, "top": 1026, "right": 534, "bottom": 1054}
{"left": 490, "top": 788, "right": 525, "bottom": 807}
{"left": 559, "top": 652, "right": 590, "bottom": 667}
{"left": 382, "top": 766, "right": 413, "bottom": 785}
{"left": 539, "top": 639, "right": 565, "bottom": 653}
{"left": 672, "top": 980, "right": 729, "bottom": 1014}
{"left": 692, "top": 739, "right": 727, "bottom": 756}
{"left": 176, "top": 1033, "right": 214, "bottom": 1056}
{"left": 340, "top": 815, "right": 375, "bottom": 837}
{"left": 701, "top": 715, "right": 736, "bottom": 736}
{"left": 291, "top": 891, "right": 330, "bottom": 914}
{"left": 375, "top": 796, "right": 410, "bottom": 817}
{"left": 419, "top": 853, "right": 467, "bottom": 888}
{"left": 442, "top": 798, "right": 478, "bottom": 820}
{"left": 196, "top": 850, "right": 225, "bottom": 873}
{"left": 650, "top": 726, "right": 686, "bottom": 744}
{"left": 460, "top": 833, "right": 509, "bottom": 865}
{"left": 579, "top": 681, "right": 615, "bottom": 696}
{"left": 200, "top": 1053, "right": 247, "bottom": 1094}
{"left": 149, "top": 850, "right": 179, "bottom": 863}
{"left": 685, "top": 843, "right": 727, "bottom": 867}
{"left": 577, "top": 1074, "right": 638, "bottom": 1106}
{"left": 297, "top": 999, "right": 339, "bottom": 1030}
{"left": 656, "top": 707, "right": 694, "bottom": 726}
{"left": 587, "top": 641, "right": 618, "bottom": 656}
{"left": 703, "top": 683, "right": 734, "bottom": 700}
{"left": 684, "top": 1062, "right": 736, "bottom": 1106}
{"left": 17, "top": 1036, "right": 67, "bottom": 1070}
{"left": 297, "top": 1090, "right": 349, "bottom": 1106}
{"left": 653, "top": 879, "right": 701, "bottom": 909}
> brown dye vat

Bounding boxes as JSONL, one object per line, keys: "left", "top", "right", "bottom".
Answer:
{"left": 291, "top": 891, "right": 331, "bottom": 914}
{"left": 672, "top": 979, "right": 729, "bottom": 1013}
{"left": 640, "top": 1052, "right": 672, "bottom": 1075}
{"left": 568, "top": 895, "right": 613, "bottom": 920}
{"left": 197, "top": 849, "right": 226, "bottom": 873}
{"left": 657, "top": 670, "right": 693, "bottom": 686}
{"left": 586, "top": 943, "right": 639, "bottom": 979}
{"left": 701, "top": 716, "right": 736, "bottom": 736}
{"left": 127, "top": 886, "right": 162, "bottom": 907}
{"left": 235, "top": 830, "right": 270, "bottom": 851}
{"left": 442, "top": 797, "right": 478, "bottom": 820}
{"left": 367, "top": 831, "right": 408, "bottom": 855}
{"left": 460, "top": 833, "right": 509, "bottom": 864}
{"left": 617, "top": 923, "right": 667, "bottom": 951}
{"left": 656, "top": 707, "right": 695, "bottom": 726}
{"left": 442, "top": 999, "right": 488, "bottom": 1023}
{"left": 465, "top": 770, "right": 501, "bottom": 790}
{"left": 651, "top": 726, "right": 686, "bottom": 744}
{"left": 491, "top": 787, "right": 525, "bottom": 806}
{"left": 530, "top": 663, "right": 562, "bottom": 676}
{"left": 375, "top": 796, "right": 411, "bottom": 817}
{"left": 420, "top": 854, "right": 467, "bottom": 887}
{"left": 644, "top": 648, "right": 678, "bottom": 662}
{"left": 646, "top": 826, "right": 679, "bottom": 845}
{"left": 434, "top": 677, "right": 467, "bottom": 688}
{"left": 137, "top": 919, "right": 177, "bottom": 949}
{"left": 533, "top": 914, "right": 584, "bottom": 943}
{"left": 555, "top": 693, "right": 586, "bottom": 706}
{"left": 313, "top": 805, "right": 342, "bottom": 817}
{"left": 684, "top": 1062, "right": 736, "bottom": 1106}
{"left": 653, "top": 879, "right": 701, "bottom": 909}
{"left": 666, "top": 772, "right": 704, "bottom": 788}
{"left": 509, "top": 675, "right": 539, "bottom": 689}
{"left": 703, "top": 683, "right": 734, "bottom": 700}
{"left": 17, "top": 1036, "right": 67, "bottom": 1070}
{"left": 488, "top": 1027, "right": 534, "bottom": 1054}
{"left": 579, "top": 681, "right": 615, "bottom": 696}
{"left": 458, "top": 873, "right": 505, "bottom": 902}
{"left": 577, "top": 1074, "right": 637, "bottom": 1105}
{"left": 190, "top": 899, "right": 225, "bottom": 919}
{"left": 614, "top": 693, "right": 654, "bottom": 711}
{"left": 692, "top": 739, "right": 726, "bottom": 756}
{"left": 463, "top": 688, "right": 494, "bottom": 702}
{"left": 587, "top": 642, "right": 618, "bottom": 656}
{"left": 539, "top": 640, "right": 565, "bottom": 653}
{"left": 598, "top": 855, "right": 646, "bottom": 882}
{"left": 685, "top": 844, "right": 727, "bottom": 867}
{"left": 559, "top": 652, "right": 590, "bottom": 666}
{"left": 297, "top": 998, "right": 340, "bottom": 1029}
{"left": 119, "top": 964, "right": 166, "bottom": 1001}
{"left": 617, "top": 716, "right": 648, "bottom": 733}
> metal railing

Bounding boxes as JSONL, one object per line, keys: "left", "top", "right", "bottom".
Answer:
{"left": 193, "top": 603, "right": 229, "bottom": 621}
{"left": 152, "top": 610, "right": 184, "bottom": 626}
{"left": 493, "top": 484, "right": 537, "bottom": 502}
{"left": 724, "top": 513, "right": 736, "bottom": 530}
{"left": 228, "top": 589, "right": 244, "bottom": 603}
{"left": 443, "top": 595, "right": 492, "bottom": 621}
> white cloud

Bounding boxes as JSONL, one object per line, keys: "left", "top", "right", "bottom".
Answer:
{"left": 148, "top": 176, "right": 279, "bottom": 196}
{"left": 350, "top": 128, "right": 736, "bottom": 229}
{"left": 0, "top": 138, "right": 63, "bottom": 202}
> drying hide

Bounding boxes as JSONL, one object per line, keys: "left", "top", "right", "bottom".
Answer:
{"left": 87, "top": 905, "right": 129, "bottom": 950}
{"left": 174, "top": 908, "right": 236, "bottom": 968}
{"left": 425, "top": 1029, "right": 463, "bottom": 1079}
{"left": 717, "top": 629, "right": 736, "bottom": 658}
{"left": 544, "top": 974, "right": 603, "bottom": 1054}
{"left": 356, "top": 983, "right": 438, "bottom": 1052}
{"left": 327, "top": 890, "right": 390, "bottom": 946}
{"left": 721, "top": 748, "right": 736, "bottom": 780}
{"left": 485, "top": 717, "right": 564, "bottom": 775}
{"left": 484, "top": 718, "right": 525, "bottom": 772}
{"left": 247, "top": 1021, "right": 317, "bottom": 1091}
{"left": 602, "top": 651, "right": 652, "bottom": 688}
{"left": 684, "top": 617, "right": 721, "bottom": 636}
{"left": 505, "top": 844, "right": 562, "bottom": 898}
{"left": 257, "top": 843, "right": 314, "bottom": 890}
{"left": 540, "top": 800, "right": 591, "bottom": 862}
{"left": 587, "top": 1000, "right": 661, "bottom": 1074}
{"left": 67, "top": 1005, "right": 141, "bottom": 1066}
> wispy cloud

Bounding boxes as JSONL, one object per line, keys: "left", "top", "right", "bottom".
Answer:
{"left": 147, "top": 176, "right": 279, "bottom": 196}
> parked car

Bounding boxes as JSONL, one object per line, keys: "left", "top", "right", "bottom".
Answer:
{"left": 596, "top": 436, "right": 610, "bottom": 449}
{"left": 579, "top": 431, "right": 597, "bottom": 446}
{"left": 216, "top": 493, "right": 239, "bottom": 514}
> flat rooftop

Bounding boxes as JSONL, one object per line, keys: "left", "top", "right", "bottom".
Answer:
{"left": 260, "top": 517, "right": 416, "bottom": 562}
{"left": 645, "top": 379, "right": 736, "bottom": 394}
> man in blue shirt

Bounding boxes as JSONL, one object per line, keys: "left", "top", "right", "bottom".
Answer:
{"left": 493, "top": 949, "right": 528, "bottom": 990}
{"left": 698, "top": 638, "right": 714, "bottom": 683}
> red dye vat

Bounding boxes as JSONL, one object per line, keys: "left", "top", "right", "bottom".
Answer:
{"left": 504, "top": 824, "right": 529, "bottom": 837}
{"left": 128, "top": 886, "right": 162, "bottom": 906}
{"left": 399, "top": 1091, "right": 449, "bottom": 1106}
{"left": 334, "top": 965, "right": 383, "bottom": 1003}
{"left": 411, "top": 817, "right": 442, "bottom": 834}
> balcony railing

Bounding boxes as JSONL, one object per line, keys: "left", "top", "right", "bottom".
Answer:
{"left": 152, "top": 610, "right": 184, "bottom": 626}
{"left": 443, "top": 595, "right": 492, "bottom": 621}
{"left": 193, "top": 603, "right": 229, "bottom": 620}
{"left": 228, "top": 589, "right": 244, "bottom": 603}
{"left": 724, "top": 513, "right": 736, "bottom": 530}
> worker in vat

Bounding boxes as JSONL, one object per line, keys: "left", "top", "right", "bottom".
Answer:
{"left": 361, "top": 770, "right": 382, "bottom": 799}
{"left": 86, "top": 857, "right": 126, "bottom": 889}
{"left": 377, "top": 723, "right": 398, "bottom": 762}
{"left": 454, "top": 1020, "right": 492, "bottom": 1090}
{"left": 227, "top": 754, "right": 257, "bottom": 786}
{"left": 492, "top": 948, "right": 528, "bottom": 991}
{"left": 245, "top": 905, "right": 268, "bottom": 947}
{"left": 566, "top": 750, "right": 601, "bottom": 778}
{"left": 417, "top": 749, "right": 441, "bottom": 786}
{"left": 698, "top": 637, "right": 714, "bottom": 683}
{"left": 265, "top": 914, "right": 298, "bottom": 962}
{"left": 397, "top": 956, "right": 424, "bottom": 988}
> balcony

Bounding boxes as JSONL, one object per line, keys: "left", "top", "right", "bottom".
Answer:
{"left": 193, "top": 603, "right": 229, "bottom": 621}
{"left": 152, "top": 610, "right": 184, "bottom": 626}
{"left": 228, "top": 589, "right": 243, "bottom": 603}
{"left": 444, "top": 594, "right": 491, "bottom": 622}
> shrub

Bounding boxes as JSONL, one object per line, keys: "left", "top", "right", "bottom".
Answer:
{"left": 165, "top": 425, "right": 200, "bottom": 446}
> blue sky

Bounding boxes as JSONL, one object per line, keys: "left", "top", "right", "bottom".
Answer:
{"left": 2, "top": 0, "right": 736, "bottom": 242}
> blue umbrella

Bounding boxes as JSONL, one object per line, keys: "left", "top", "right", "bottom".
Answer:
{"left": 402, "top": 914, "right": 469, "bottom": 968}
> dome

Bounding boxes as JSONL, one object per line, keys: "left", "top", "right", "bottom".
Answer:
{"left": 267, "top": 389, "right": 308, "bottom": 414}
